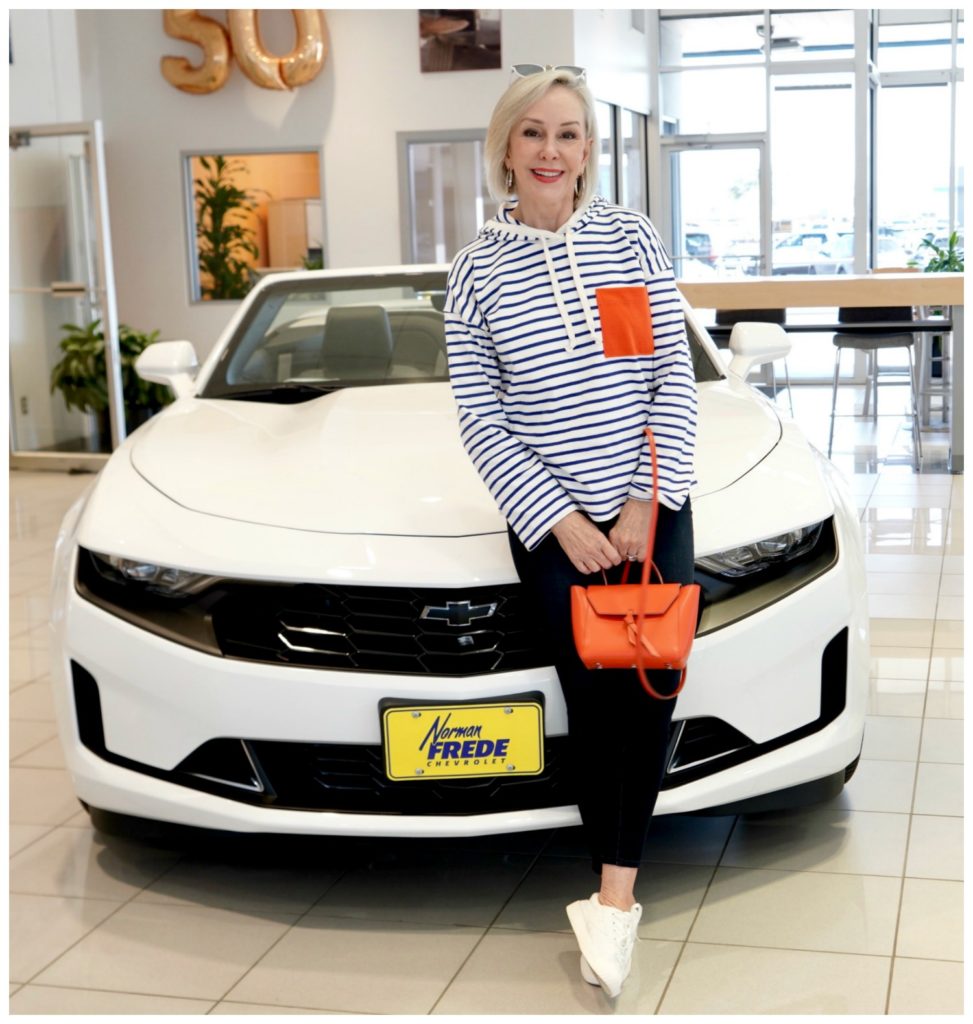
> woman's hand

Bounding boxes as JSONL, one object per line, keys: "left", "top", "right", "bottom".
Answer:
{"left": 608, "top": 498, "right": 653, "bottom": 562}
{"left": 551, "top": 511, "right": 622, "bottom": 574}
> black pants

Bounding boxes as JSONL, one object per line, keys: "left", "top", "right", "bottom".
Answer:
{"left": 507, "top": 500, "right": 695, "bottom": 871}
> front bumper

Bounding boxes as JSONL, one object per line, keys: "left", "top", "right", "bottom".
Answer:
{"left": 50, "top": 518, "right": 868, "bottom": 836}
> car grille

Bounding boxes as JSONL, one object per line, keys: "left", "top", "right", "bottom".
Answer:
{"left": 241, "top": 737, "right": 575, "bottom": 814}
{"left": 210, "top": 582, "right": 547, "bottom": 675}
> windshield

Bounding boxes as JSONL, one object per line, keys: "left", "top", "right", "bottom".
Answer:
{"left": 202, "top": 269, "right": 722, "bottom": 399}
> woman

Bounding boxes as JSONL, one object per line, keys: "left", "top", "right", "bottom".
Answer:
{"left": 444, "top": 65, "right": 697, "bottom": 998}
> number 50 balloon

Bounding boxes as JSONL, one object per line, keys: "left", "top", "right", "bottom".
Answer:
{"left": 162, "top": 9, "right": 328, "bottom": 93}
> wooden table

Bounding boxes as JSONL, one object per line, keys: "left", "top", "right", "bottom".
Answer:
{"left": 679, "top": 273, "right": 965, "bottom": 473}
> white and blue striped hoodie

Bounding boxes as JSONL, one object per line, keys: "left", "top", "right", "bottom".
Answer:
{"left": 445, "top": 196, "right": 697, "bottom": 551}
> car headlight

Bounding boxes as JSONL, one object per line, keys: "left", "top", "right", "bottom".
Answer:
{"left": 91, "top": 552, "right": 220, "bottom": 596}
{"left": 696, "top": 522, "right": 825, "bottom": 578}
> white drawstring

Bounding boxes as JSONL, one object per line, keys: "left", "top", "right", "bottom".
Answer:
{"left": 566, "top": 231, "right": 599, "bottom": 344}
{"left": 542, "top": 238, "right": 578, "bottom": 350}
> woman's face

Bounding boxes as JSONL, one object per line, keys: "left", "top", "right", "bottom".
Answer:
{"left": 505, "top": 86, "right": 591, "bottom": 212}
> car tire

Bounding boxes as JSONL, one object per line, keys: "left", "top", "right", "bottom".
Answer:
{"left": 843, "top": 753, "right": 861, "bottom": 783}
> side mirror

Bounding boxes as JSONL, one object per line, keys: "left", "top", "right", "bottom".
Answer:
{"left": 135, "top": 341, "right": 199, "bottom": 399}
{"left": 727, "top": 322, "right": 791, "bottom": 379}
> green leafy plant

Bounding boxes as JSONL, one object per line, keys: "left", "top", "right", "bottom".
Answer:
{"left": 916, "top": 231, "right": 964, "bottom": 273}
{"left": 50, "top": 320, "right": 174, "bottom": 431}
{"left": 194, "top": 155, "right": 262, "bottom": 300}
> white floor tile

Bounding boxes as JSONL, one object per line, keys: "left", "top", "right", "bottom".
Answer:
{"left": 866, "top": 572, "right": 941, "bottom": 596}
{"left": 305, "top": 847, "right": 532, "bottom": 927}
{"left": 9, "top": 719, "right": 58, "bottom": 761}
{"left": 938, "top": 574, "right": 963, "bottom": 596}
{"left": 912, "top": 762, "right": 963, "bottom": 817}
{"left": 928, "top": 649, "right": 963, "bottom": 682}
{"left": 861, "top": 716, "right": 922, "bottom": 761}
{"left": 888, "top": 957, "right": 965, "bottom": 1014}
{"left": 923, "top": 678, "right": 964, "bottom": 719}
{"left": 9, "top": 893, "right": 122, "bottom": 982}
{"left": 867, "top": 676, "right": 926, "bottom": 717}
{"left": 719, "top": 806, "right": 909, "bottom": 877}
{"left": 659, "top": 942, "right": 891, "bottom": 1015}
{"left": 934, "top": 594, "right": 964, "bottom": 620}
{"left": 919, "top": 717, "right": 964, "bottom": 763}
{"left": 33, "top": 902, "right": 299, "bottom": 1000}
{"left": 13, "top": 736, "right": 66, "bottom": 768}
{"left": 690, "top": 867, "right": 901, "bottom": 956}
{"left": 9, "top": 767, "right": 83, "bottom": 826}
{"left": 10, "top": 826, "right": 182, "bottom": 901}
{"left": 869, "top": 593, "right": 940, "bottom": 619}
{"left": 9, "top": 678, "right": 57, "bottom": 722}
{"left": 869, "top": 618, "right": 935, "bottom": 648}
{"left": 905, "top": 815, "right": 964, "bottom": 881}
{"left": 895, "top": 878, "right": 964, "bottom": 961}
{"left": 9, "top": 985, "right": 214, "bottom": 1014}
{"left": 834, "top": 759, "right": 916, "bottom": 814}
{"left": 9, "top": 824, "right": 53, "bottom": 858}
{"left": 870, "top": 647, "right": 931, "bottom": 681}
{"left": 932, "top": 619, "right": 964, "bottom": 649}
{"left": 433, "top": 928, "right": 680, "bottom": 1015}
{"left": 225, "top": 916, "right": 483, "bottom": 1014}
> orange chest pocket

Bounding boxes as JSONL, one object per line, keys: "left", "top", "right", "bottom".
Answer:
{"left": 595, "top": 285, "right": 654, "bottom": 358}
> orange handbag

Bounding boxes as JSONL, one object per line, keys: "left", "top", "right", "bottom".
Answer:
{"left": 570, "top": 428, "right": 700, "bottom": 700}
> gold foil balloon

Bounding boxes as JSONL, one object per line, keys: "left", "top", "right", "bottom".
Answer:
{"left": 228, "top": 10, "right": 327, "bottom": 91}
{"left": 161, "top": 9, "right": 232, "bottom": 95}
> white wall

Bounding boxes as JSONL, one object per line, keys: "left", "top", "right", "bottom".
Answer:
{"left": 10, "top": 9, "right": 654, "bottom": 365}
{"left": 574, "top": 9, "right": 651, "bottom": 115}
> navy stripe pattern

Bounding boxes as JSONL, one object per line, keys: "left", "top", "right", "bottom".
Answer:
{"left": 445, "top": 197, "right": 697, "bottom": 551}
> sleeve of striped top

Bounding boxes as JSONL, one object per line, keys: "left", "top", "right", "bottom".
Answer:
{"left": 627, "top": 215, "right": 698, "bottom": 509}
{"left": 444, "top": 266, "right": 579, "bottom": 551}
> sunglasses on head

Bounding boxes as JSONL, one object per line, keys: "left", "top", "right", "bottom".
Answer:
{"left": 510, "top": 64, "right": 586, "bottom": 82}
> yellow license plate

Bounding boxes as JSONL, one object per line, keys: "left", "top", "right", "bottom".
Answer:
{"left": 382, "top": 699, "right": 544, "bottom": 781}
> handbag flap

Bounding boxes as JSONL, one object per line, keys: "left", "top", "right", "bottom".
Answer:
{"left": 584, "top": 583, "right": 682, "bottom": 617}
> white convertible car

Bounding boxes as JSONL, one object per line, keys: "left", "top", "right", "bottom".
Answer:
{"left": 51, "top": 265, "right": 868, "bottom": 837}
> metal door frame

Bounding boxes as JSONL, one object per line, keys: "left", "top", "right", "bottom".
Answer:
{"left": 9, "top": 119, "right": 122, "bottom": 471}
{"left": 659, "top": 133, "right": 771, "bottom": 278}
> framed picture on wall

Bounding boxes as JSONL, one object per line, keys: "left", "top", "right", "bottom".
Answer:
{"left": 419, "top": 10, "right": 501, "bottom": 72}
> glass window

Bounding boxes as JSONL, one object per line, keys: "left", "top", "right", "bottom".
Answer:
{"left": 770, "top": 71, "right": 855, "bottom": 274}
{"left": 596, "top": 101, "right": 616, "bottom": 202}
{"left": 765, "top": 9, "right": 856, "bottom": 63}
{"left": 878, "top": 12, "right": 954, "bottom": 72}
{"left": 186, "top": 151, "right": 322, "bottom": 302}
{"left": 659, "top": 11, "right": 765, "bottom": 67}
{"left": 405, "top": 137, "right": 491, "bottom": 263}
{"left": 877, "top": 83, "right": 953, "bottom": 265}
{"left": 619, "top": 109, "right": 647, "bottom": 213}
{"left": 660, "top": 67, "right": 766, "bottom": 133}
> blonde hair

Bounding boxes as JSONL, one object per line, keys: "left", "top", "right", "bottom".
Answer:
{"left": 484, "top": 68, "right": 599, "bottom": 208}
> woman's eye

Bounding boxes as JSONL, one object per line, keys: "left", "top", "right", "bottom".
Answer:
{"left": 561, "top": 132, "right": 578, "bottom": 140}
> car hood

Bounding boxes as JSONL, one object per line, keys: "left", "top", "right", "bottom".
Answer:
{"left": 129, "top": 380, "right": 780, "bottom": 536}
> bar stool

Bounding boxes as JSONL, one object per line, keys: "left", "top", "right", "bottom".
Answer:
{"left": 827, "top": 305, "right": 922, "bottom": 469}
{"left": 715, "top": 308, "right": 794, "bottom": 416}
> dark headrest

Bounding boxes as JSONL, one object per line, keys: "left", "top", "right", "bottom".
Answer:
{"left": 323, "top": 305, "right": 394, "bottom": 360}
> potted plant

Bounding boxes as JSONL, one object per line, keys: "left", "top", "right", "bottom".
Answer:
{"left": 911, "top": 232, "right": 963, "bottom": 389}
{"left": 194, "top": 154, "right": 262, "bottom": 300}
{"left": 50, "top": 320, "right": 174, "bottom": 445}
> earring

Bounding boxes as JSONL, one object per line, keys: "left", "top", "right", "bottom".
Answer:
{"left": 575, "top": 172, "right": 584, "bottom": 198}
{"left": 505, "top": 167, "right": 514, "bottom": 192}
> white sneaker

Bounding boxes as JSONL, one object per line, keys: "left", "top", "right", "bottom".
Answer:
{"left": 566, "top": 893, "right": 641, "bottom": 998}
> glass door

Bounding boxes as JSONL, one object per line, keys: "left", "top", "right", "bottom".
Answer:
{"left": 660, "top": 137, "right": 769, "bottom": 281}
{"left": 9, "top": 121, "right": 123, "bottom": 468}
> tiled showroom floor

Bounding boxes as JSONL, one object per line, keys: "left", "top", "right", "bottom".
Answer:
{"left": 8, "top": 386, "right": 964, "bottom": 1014}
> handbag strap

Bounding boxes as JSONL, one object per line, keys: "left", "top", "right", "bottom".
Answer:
{"left": 634, "top": 427, "right": 686, "bottom": 700}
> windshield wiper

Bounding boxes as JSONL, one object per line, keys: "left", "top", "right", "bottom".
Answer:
{"left": 212, "top": 381, "right": 344, "bottom": 403}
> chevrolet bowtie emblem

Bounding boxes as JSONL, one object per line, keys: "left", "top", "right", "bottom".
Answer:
{"left": 420, "top": 600, "right": 498, "bottom": 628}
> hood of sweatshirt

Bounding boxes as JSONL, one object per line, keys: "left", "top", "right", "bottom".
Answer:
{"left": 477, "top": 197, "right": 624, "bottom": 351}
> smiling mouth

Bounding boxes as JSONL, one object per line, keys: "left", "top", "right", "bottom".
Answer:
{"left": 531, "top": 169, "right": 564, "bottom": 182}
